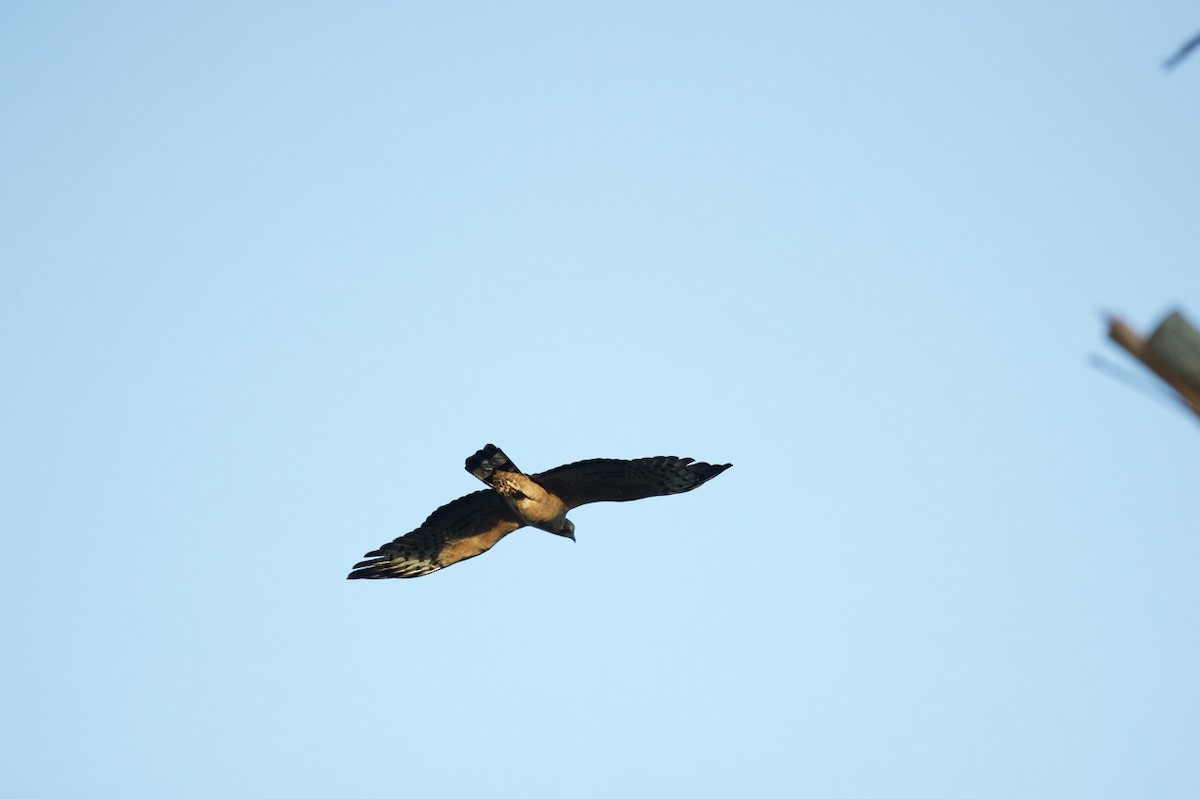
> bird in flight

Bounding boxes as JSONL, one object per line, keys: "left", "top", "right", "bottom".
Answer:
{"left": 347, "top": 444, "right": 731, "bottom": 579}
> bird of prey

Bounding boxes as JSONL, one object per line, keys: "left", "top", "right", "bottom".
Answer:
{"left": 347, "top": 444, "right": 732, "bottom": 579}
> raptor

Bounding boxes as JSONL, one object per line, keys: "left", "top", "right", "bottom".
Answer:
{"left": 347, "top": 444, "right": 731, "bottom": 579}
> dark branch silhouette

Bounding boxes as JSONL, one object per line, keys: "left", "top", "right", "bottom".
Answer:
{"left": 1165, "top": 29, "right": 1200, "bottom": 70}
{"left": 1106, "top": 313, "right": 1200, "bottom": 422}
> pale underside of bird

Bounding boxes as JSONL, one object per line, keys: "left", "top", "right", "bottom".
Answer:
{"left": 347, "top": 444, "right": 732, "bottom": 579}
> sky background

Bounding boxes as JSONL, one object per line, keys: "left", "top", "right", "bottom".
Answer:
{"left": 3, "top": 2, "right": 1200, "bottom": 797}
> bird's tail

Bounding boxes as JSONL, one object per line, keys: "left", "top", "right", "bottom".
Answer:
{"left": 465, "top": 444, "right": 522, "bottom": 486}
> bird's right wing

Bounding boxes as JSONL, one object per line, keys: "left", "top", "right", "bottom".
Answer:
{"left": 347, "top": 489, "right": 523, "bottom": 579}
{"left": 533, "top": 456, "right": 731, "bottom": 510}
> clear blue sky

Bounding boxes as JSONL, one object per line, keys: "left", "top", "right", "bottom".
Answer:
{"left": 3, "top": 2, "right": 1200, "bottom": 796}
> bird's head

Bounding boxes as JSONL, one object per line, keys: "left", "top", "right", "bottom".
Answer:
{"left": 556, "top": 518, "right": 576, "bottom": 541}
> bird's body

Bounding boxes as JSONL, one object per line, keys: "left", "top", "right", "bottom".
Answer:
{"left": 347, "top": 444, "right": 731, "bottom": 579}
{"left": 466, "top": 446, "right": 574, "bottom": 537}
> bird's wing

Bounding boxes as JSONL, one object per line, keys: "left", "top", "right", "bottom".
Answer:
{"left": 347, "top": 489, "right": 523, "bottom": 579}
{"left": 533, "top": 456, "right": 731, "bottom": 509}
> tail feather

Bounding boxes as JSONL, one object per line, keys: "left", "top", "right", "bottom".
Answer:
{"left": 465, "top": 444, "right": 522, "bottom": 485}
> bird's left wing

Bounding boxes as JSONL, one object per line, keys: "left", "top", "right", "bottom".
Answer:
{"left": 347, "top": 489, "right": 523, "bottom": 579}
{"left": 533, "top": 456, "right": 731, "bottom": 510}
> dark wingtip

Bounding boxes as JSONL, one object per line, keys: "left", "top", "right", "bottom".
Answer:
{"left": 348, "top": 554, "right": 390, "bottom": 579}
{"left": 347, "top": 562, "right": 377, "bottom": 579}
{"left": 674, "top": 459, "right": 731, "bottom": 493}
{"left": 348, "top": 565, "right": 391, "bottom": 580}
